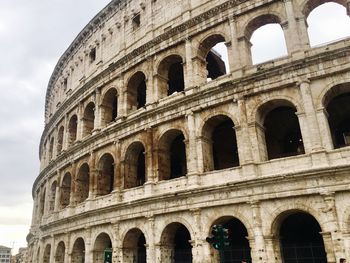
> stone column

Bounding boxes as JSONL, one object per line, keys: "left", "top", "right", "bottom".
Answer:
{"left": 112, "top": 220, "right": 121, "bottom": 262}
{"left": 343, "top": 231, "right": 350, "bottom": 260}
{"left": 146, "top": 216, "right": 156, "bottom": 263}
{"left": 321, "top": 232, "right": 337, "bottom": 263}
{"left": 283, "top": 0, "right": 308, "bottom": 54}
{"left": 316, "top": 107, "right": 334, "bottom": 150}
{"left": 237, "top": 99, "right": 254, "bottom": 164}
{"left": 93, "top": 87, "right": 102, "bottom": 132}
{"left": 69, "top": 162, "right": 77, "bottom": 206}
{"left": 295, "top": 112, "right": 313, "bottom": 154}
{"left": 113, "top": 140, "right": 122, "bottom": 201}
{"left": 85, "top": 227, "right": 93, "bottom": 263}
{"left": 88, "top": 151, "right": 97, "bottom": 199}
{"left": 264, "top": 235, "right": 278, "bottom": 263}
{"left": 76, "top": 103, "right": 84, "bottom": 142}
{"left": 62, "top": 114, "right": 69, "bottom": 151}
{"left": 146, "top": 60, "right": 155, "bottom": 104}
{"left": 184, "top": 37, "right": 197, "bottom": 89}
{"left": 250, "top": 202, "right": 268, "bottom": 263}
{"left": 228, "top": 13, "right": 244, "bottom": 73}
{"left": 299, "top": 80, "right": 324, "bottom": 151}
{"left": 64, "top": 233, "right": 71, "bottom": 263}
{"left": 54, "top": 173, "right": 60, "bottom": 212}
{"left": 49, "top": 236, "right": 55, "bottom": 263}
{"left": 186, "top": 111, "right": 199, "bottom": 185}
{"left": 321, "top": 192, "right": 344, "bottom": 261}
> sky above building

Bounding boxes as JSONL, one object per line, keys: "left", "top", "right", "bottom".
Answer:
{"left": 0, "top": 0, "right": 349, "bottom": 254}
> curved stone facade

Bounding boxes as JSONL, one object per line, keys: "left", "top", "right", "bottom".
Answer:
{"left": 27, "top": 0, "right": 350, "bottom": 262}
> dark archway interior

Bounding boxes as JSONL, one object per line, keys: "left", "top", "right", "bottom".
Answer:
{"left": 72, "top": 238, "right": 85, "bottom": 263}
{"left": 206, "top": 50, "right": 226, "bottom": 80}
{"left": 137, "top": 151, "right": 145, "bottom": 186}
{"left": 98, "top": 154, "right": 114, "bottom": 196}
{"left": 280, "top": 212, "right": 327, "bottom": 263}
{"left": 112, "top": 95, "right": 118, "bottom": 120}
{"left": 174, "top": 225, "right": 192, "bottom": 263}
{"left": 60, "top": 173, "right": 71, "bottom": 208}
{"left": 213, "top": 218, "right": 252, "bottom": 263}
{"left": 327, "top": 92, "right": 350, "bottom": 148}
{"left": 68, "top": 115, "right": 78, "bottom": 145}
{"left": 76, "top": 164, "right": 89, "bottom": 204}
{"left": 93, "top": 233, "right": 112, "bottom": 263}
{"left": 264, "top": 107, "right": 304, "bottom": 160}
{"left": 102, "top": 89, "right": 118, "bottom": 125}
{"left": 83, "top": 102, "right": 95, "bottom": 136}
{"left": 168, "top": 62, "right": 185, "bottom": 95}
{"left": 137, "top": 79, "right": 146, "bottom": 109}
{"left": 137, "top": 233, "right": 146, "bottom": 263}
{"left": 212, "top": 119, "right": 239, "bottom": 170}
{"left": 57, "top": 127, "right": 64, "bottom": 153}
{"left": 170, "top": 134, "right": 187, "bottom": 179}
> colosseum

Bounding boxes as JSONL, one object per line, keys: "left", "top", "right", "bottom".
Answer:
{"left": 26, "top": 0, "right": 350, "bottom": 262}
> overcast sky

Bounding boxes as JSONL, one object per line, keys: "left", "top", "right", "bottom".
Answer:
{"left": 0, "top": 0, "right": 349, "bottom": 255}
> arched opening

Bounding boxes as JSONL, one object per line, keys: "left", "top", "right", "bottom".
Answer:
{"left": 160, "top": 223, "right": 192, "bottom": 263}
{"left": 75, "top": 163, "right": 89, "bottom": 204}
{"left": 49, "top": 181, "right": 57, "bottom": 212}
{"left": 198, "top": 34, "right": 229, "bottom": 82}
{"left": 123, "top": 228, "right": 147, "bottom": 263}
{"left": 258, "top": 101, "right": 304, "bottom": 160}
{"left": 57, "top": 126, "right": 64, "bottom": 154}
{"left": 324, "top": 84, "right": 350, "bottom": 148}
{"left": 278, "top": 212, "right": 327, "bottom": 263}
{"left": 71, "top": 238, "right": 85, "bottom": 263}
{"left": 97, "top": 153, "right": 114, "bottom": 196}
{"left": 101, "top": 88, "right": 118, "bottom": 126}
{"left": 127, "top": 72, "right": 147, "bottom": 113}
{"left": 68, "top": 115, "right": 78, "bottom": 146}
{"left": 158, "top": 130, "right": 187, "bottom": 181}
{"left": 246, "top": 15, "right": 288, "bottom": 64}
{"left": 202, "top": 115, "right": 239, "bottom": 171}
{"left": 210, "top": 217, "right": 252, "bottom": 263}
{"left": 60, "top": 172, "right": 71, "bottom": 208}
{"left": 157, "top": 55, "right": 185, "bottom": 97}
{"left": 82, "top": 102, "right": 95, "bottom": 137}
{"left": 55, "top": 241, "right": 65, "bottom": 263}
{"left": 43, "top": 244, "right": 51, "bottom": 263}
{"left": 39, "top": 188, "right": 46, "bottom": 217}
{"left": 93, "top": 233, "right": 113, "bottom": 263}
{"left": 306, "top": 2, "right": 350, "bottom": 46}
{"left": 49, "top": 137, "right": 54, "bottom": 161}
{"left": 124, "top": 142, "right": 146, "bottom": 189}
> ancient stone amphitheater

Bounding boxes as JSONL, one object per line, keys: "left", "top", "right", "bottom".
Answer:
{"left": 26, "top": 0, "right": 350, "bottom": 262}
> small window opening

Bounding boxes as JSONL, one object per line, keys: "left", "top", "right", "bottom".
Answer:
{"left": 89, "top": 47, "right": 96, "bottom": 63}
{"left": 132, "top": 14, "right": 141, "bottom": 30}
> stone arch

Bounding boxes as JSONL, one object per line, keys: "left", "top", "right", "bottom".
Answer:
{"left": 101, "top": 87, "right": 118, "bottom": 126}
{"left": 93, "top": 232, "right": 113, "bottom": 263}
{"left": 57, "top": 126, "right": 64, "bottom": 154}
{"left": 49, "top": 180, "right": 57, "bottom": 212}
{"left": 123, "top": 141, "right": 146, "bottom": 189}
{"left": 270, "top": 209, "right": 327, "bottom": 263}
{"left": 201, "top": 114, "right": 239, "bottom": 172}
{"left": 301, "top": 0, "right": 347, "bottom": 18}
{"left": 197, "top": 33, "right": 229, "bottom": 83}
{"left": 54, "top": 241, "right": 65, "bottom": 263}
{"left": 157, "top": 54, "right": 185, "bottom": 98}
{"left": 244, "top": 13, "right": 284, "bottom": 41}
{"left": 60, "top": 172, "right": 71, "bottom": 209}
{"left": 75, "top": 163, "right": 89, "bottom": 204}
{"left": 158, "top": 128, "right": 188, "bottom": 181}
{"left": 322, "top": 82, "right": 350, "bottom": 148}
{"left": 82, "top": 101, "right": 95, "bottom": 137}
{"left": 159, "top": 222, "right": 193, "bottom": 263}
{"left": 209, "top": 216, "right": 252, "bottom": 263}
{"left": 255, "top": 98, "right": 305, "bottom": 160}
{"left": 68, "top": 114, "right": 78, "bottom": 146}
{"left": 96, "top": 153, "right": 115, "bottom": 196}
{"left": 122, "top": 228, "right": 147, "bottom": 263}
{"left": 71, "top": 237, "right": 85, "bottom": 263}
{"left": 126, "top": 71, "right": 147, "bottom": 113}
{"left": 43, "top": 244, "right": 51, "bottom": 263}
{"left": 243, "top": 13, "right": 288, "bottom": 64}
